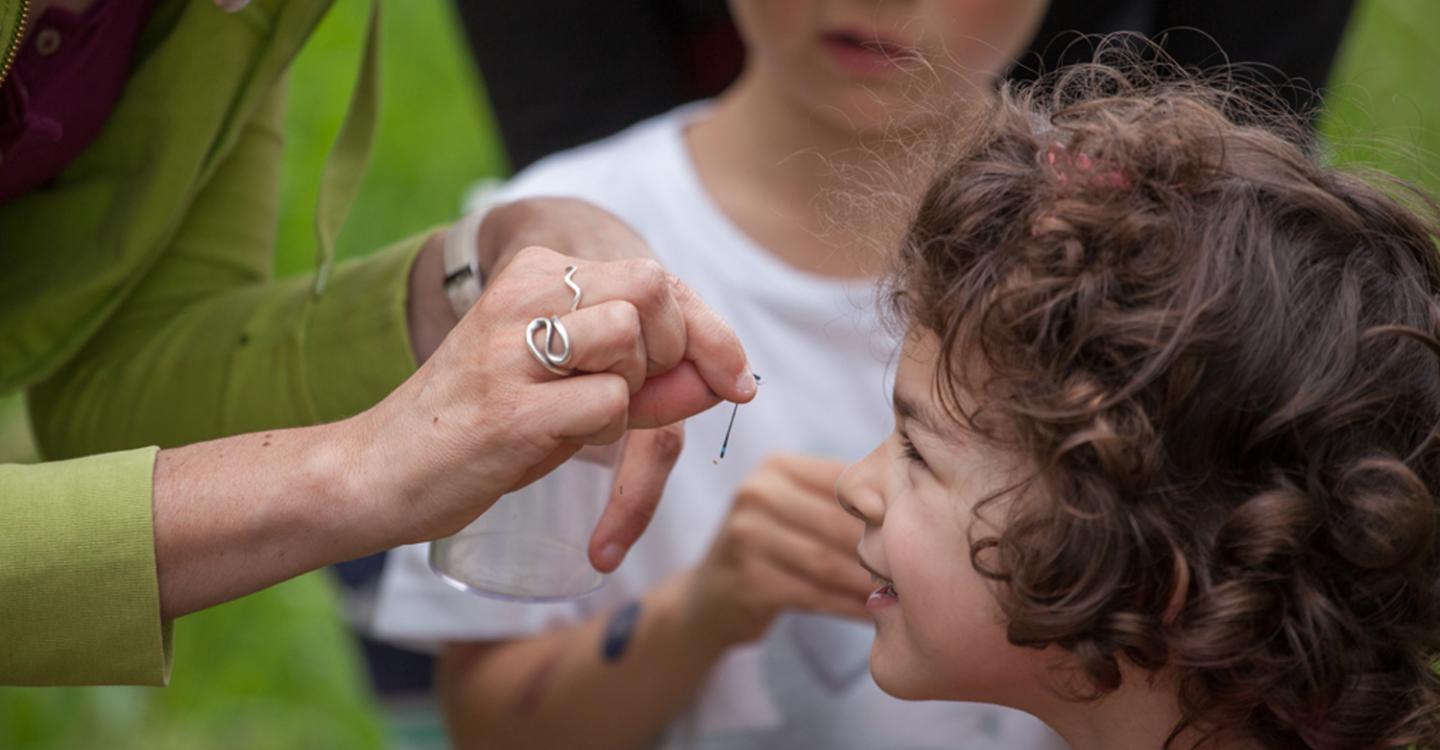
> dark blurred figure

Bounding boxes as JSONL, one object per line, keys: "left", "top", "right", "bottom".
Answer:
{"left": 1015, "top": 0, "right": 1357, "bottom": 124}
{"left": 456, "top": 0, "right": 1353, "bottom": 171}
{"left": 456, "top": 0, "right": 741, "bottom": 171}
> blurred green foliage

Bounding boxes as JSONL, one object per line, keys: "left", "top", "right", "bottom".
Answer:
{"left": 0, "top": 0, "right": 1436, "bottom": 748}
{"left": 1325, "top": 0, "right": 1440, "bottom": 194}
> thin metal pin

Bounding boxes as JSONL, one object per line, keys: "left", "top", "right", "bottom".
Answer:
{"left": 715, "top": 373, "right": 761, "bottom": 464}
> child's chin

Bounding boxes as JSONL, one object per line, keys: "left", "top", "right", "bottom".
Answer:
{"left": 868, "top": 641, "right": 935, "bottom": 701}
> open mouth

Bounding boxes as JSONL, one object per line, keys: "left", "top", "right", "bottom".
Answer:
{"left": 859, "top": 555, "right": 900, "bottom": 609}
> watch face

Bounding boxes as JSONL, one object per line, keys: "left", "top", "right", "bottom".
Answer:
{"left": 0, "top": 0, "right": 25, "bottom": 83}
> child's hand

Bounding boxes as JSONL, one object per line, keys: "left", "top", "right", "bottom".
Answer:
{"left": 480, "top": 197, "right": 658, "bottom": 281}
{"left": 679, "top": 454, "right": 874, "bottom": 649}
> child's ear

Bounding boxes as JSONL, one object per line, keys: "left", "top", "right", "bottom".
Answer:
{"left": 1161, "top": 550, "right": 1190, "bottom": 625}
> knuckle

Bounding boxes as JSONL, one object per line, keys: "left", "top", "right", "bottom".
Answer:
{"left": 624, "top": 258, "right": 670, "bottom": 307}
{"left": 733, "top": 482, "right": 763, "bottom": 509}
{"left": 753, "top": 455, "right": 791, "bottom": 485}
{"left": 727, "top": 512, "right": 763, "bottom": 546}
{"left": 610, "top": 301, "right": 642, "bottom": 340}
{"left": 759, "top": 454, "right": 789, "bottom": 474}
{"left": 734, "top": 556, "right": 765, "bottom": 587}
{"left": 513, "top": 244, "right": 554, "bottom": 267}
{"left": 600, "top": 377, "right": 630, "bottom": 417}
{"left": 651, "top": 425, "right": 685, "bottom": 460}
{"left": 667, "top": 273, "right": 697, "bottom": 305}
{"left": 620, "top": 496, "right": 657, "bottom": 527}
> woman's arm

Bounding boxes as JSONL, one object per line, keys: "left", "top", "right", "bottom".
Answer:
{"left": 27, "top": 82, "right": 434, "bottom": 458}
{"left": 3, "top": 242, "right": 755, "bottom": 687}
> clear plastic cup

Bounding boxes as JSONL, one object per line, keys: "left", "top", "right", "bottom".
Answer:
{"left": 428, "top": 441, "right": 623, "bottom": 602}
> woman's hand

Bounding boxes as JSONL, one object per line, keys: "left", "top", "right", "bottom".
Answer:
{"left": 359, "top": 245, "right": 756, "bottom": 566}
{"left": 406, "top": 197, "right": 654, "bottom": 364}
{"left": 407, "top": 201, "right": 686, "bottom": 564}
{"left": 676, "top": 455, "right": 874, "bottom": 650}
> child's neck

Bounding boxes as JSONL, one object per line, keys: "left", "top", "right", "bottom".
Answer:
{"left": 685, "top": 66, "right": 911, "bottom": 280}
{"left": 1033, "top": 663, "right": 1263, "bottom": 750}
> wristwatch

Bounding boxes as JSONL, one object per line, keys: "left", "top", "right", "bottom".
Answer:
{"left": 441, "top": 181, "right": 507, "bottom": 318}
{"left": 442, "top": 208, "right": 488, "bottom": 318}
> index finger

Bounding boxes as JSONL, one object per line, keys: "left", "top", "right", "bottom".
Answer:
{"left": 587, "top": 425, "right": 686, "bottom": 571}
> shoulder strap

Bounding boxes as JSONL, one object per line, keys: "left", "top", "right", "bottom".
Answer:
{"left": 311, "top": 0, "right": 380, "bottom": 295}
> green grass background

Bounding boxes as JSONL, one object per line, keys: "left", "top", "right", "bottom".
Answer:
{"left": 0, "top": 0, "right": 1436, "bottom": 747}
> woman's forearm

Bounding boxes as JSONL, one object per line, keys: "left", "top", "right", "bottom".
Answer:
{"left": 440, "top": 572, "right": 729, "bottom": 750}
{"left": 151, "top": 419, "right": 383, "bottom": 620}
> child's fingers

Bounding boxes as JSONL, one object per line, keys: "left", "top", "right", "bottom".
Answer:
{"left": 746, "top": 463, "right": 866, "bottom": 554}
{"left": 587, "top": 425, "right": 686, "bottom": 572}
{"left": 751, "top": 556, "right": 870, "bottom": 621}
{"left": 735, "top": 503, "right": 877, "bottom": 600}
{"left": 772, "top": 454, "right": 850, "bottom": 495}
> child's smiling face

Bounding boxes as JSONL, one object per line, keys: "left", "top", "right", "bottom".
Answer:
{"left": 729, "top": 0, "right": 1049, "bottom": 134}
{"left": 839, "top": 330, "right": 1048, "bottom": 703}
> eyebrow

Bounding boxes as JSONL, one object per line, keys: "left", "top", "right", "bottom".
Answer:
{"left": 892, "top": 391, "right": 945, "bottom": 434}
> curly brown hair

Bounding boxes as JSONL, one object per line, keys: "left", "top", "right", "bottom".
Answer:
{"left": 889, "top": 64, "right": 1440, "bottom": 749}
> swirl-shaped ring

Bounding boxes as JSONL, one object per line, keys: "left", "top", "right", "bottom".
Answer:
{"left": 525, "top": 265, "right": 582, "bottom": 376}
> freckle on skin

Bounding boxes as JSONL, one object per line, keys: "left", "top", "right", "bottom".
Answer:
{"left": 433, "top": 416, "right": 439, "bottom": 424}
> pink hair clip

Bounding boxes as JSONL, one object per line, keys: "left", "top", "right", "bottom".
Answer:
{"left": 1044, "top": 144, "right": 1130, "bottom": 190}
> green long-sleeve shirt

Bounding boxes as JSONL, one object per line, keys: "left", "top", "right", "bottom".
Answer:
{"left": 0, "top": 0, "right": 422, "bottom": 685}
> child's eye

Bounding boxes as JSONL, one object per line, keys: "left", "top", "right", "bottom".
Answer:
{"left": 898, "top": 433, "right": 924, "bottom": 464}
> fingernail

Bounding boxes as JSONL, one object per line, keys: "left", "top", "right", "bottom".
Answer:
{"left": 736, "top": 371, "right": 757, "bottom": 398}
{"left": 597, "top": 543, "right": 627, "bottom": 571}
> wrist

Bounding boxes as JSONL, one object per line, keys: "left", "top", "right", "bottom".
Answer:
{"left": 406, "top": 232, "right": 461, "bottom": 363}
{"left": 474, "top": 199, "right": 527, "bottom": 279}
{"left": 308, "top": 412, "right": 409, "bottom": 555}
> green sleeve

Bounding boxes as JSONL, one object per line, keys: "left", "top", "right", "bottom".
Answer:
{"left": 27, "top": 80, "right": 430, "bottom": 457}
{"left": 0, "top": 447, "right": 172, "bottom": 686}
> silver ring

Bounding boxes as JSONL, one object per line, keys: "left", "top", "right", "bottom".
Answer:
{"left": 525, "top": 266, "right": 582, "bottom": 376}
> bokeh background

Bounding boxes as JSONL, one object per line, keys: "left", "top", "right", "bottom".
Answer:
{"left": 0, "top": 0, "right": 1436, "bottom": 747}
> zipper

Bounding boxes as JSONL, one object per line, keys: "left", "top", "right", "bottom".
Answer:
{"left": 0, "top": 0, "right": 31, "bottom": 90}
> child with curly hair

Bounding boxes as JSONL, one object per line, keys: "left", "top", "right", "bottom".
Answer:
{"left": 840, "top": 67, "right": 1440, "bottom": 749}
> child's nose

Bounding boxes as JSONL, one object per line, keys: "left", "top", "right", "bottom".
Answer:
{"left": 836, "top": 446, "right": 887, "bottom": 526}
